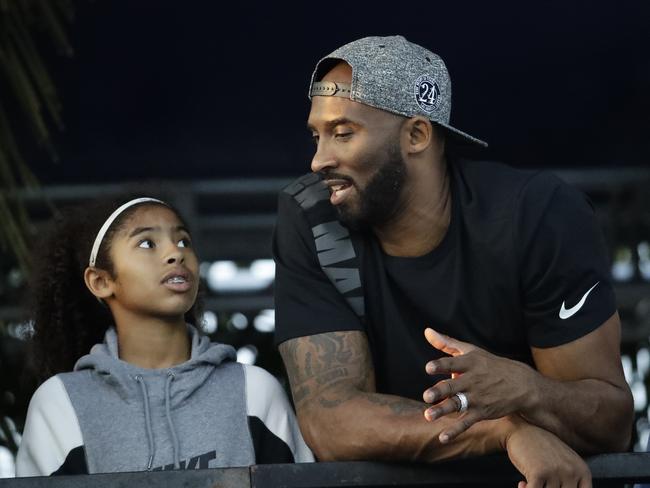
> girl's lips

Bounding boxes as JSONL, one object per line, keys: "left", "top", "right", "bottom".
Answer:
{"left": 161, "top": 269, "right": 193, "bottom": 292}
{"left": 162, "top": 279, "right": 193, "bottom": 293}
{"left": 161, "top": 268, "right": 189, "bottom": 283}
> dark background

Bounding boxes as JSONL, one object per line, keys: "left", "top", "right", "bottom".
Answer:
{"left": 27, "top": 0, "right": 650, "bottom": 185}
{"left": 3, "top": 0, "right": 650, "bottom": 467}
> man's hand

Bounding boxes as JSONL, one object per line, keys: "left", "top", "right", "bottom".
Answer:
{"left": 422, "top": 316, "right": 633, "bottom": 454}
{"left": 504, "top": 419, "right": 592, "bottom": 488}
{"left": 422, "top": 327, "right": 538, "bottom": 443}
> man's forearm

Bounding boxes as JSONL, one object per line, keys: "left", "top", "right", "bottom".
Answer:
{"left": 299, "top": 387, "right": 594, "bottom": 488}
{"left": 521, "top": 374, "right": 633, "bottom": 453}
{"left": 299, "top": 386, "right": 509, "bottom": 462}
{"left": 279, "top": 330, "right": 502, "bottom": 461}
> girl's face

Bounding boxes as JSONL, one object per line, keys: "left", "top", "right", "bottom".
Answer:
{"left": 105, "top": 205, "right": 199, "bottom": 322}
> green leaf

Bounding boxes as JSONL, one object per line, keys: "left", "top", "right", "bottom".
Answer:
{"left": 0, "top": 0, "right": 73, "bottom": 275}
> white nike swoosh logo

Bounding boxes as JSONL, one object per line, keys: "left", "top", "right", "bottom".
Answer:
{"left": 559, "top": 282, "right": 600, "bottom": 320}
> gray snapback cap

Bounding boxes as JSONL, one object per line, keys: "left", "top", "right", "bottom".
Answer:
{"left": 309, "top": 35, "right": 487, "bottom": 148}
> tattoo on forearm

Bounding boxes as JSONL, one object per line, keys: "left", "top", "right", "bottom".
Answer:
{"left": 280, "top": 331, "right": 426, "bottom": 419}
{"left": 279, "top": 331, "right": 374, "bottom": 409}
{"left": 305, "top": 351, "right": 314, "bottom": 378}
{"left": 319, "top": 386, "right": 358, "bottom": 408}
{"left": 366, "top": 395, "right": 426, "bottom": 416}
{"left": 316, "top": 367, "right": 349, "bottom": 385}
{"left": 293, "top": 385, "right": 311, "bottom": 404}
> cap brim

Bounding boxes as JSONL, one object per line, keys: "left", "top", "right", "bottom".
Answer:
{"left": 438, "top": 123, "right": 488, "bottom": 148}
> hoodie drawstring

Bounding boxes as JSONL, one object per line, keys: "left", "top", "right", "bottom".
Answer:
{"left": 165, "top": 371, "right": 181, "bottom": 469}
{"left": 135, "top": 375, "right": 155, "bottom": 470}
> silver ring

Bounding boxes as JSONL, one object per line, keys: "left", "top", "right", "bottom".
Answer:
{"left": 455, "top": 392, "right": 469, "bottom": 413}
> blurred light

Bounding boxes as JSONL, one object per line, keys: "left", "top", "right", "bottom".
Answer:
{"left": 637, "top": 348, "right": 650, "bottom": 379}
{"left": 0, "top": 445, "right": 15, "bottom": 478}
{"left": 7, "top": 268, "right": 23, "bottom": 289}
{"left": 206, "top": 260, "right": 274, "bottom": 293}
{"left": 250, "top": 259, "right": 275, "bottom": 281}
{"left": 2, "top": 417, "right": 20, "bottom": 445}
{"left": 230, "top": 312, "right": 249, "bottom": 331}
{"left": 622, "top": 355, "right": 633, "bottom": 384}
{"left": 631, "top": 378, "right": 647, "bottom": 412}
{"left": 254, "top": 309, "right": 275, "bottom": 333}
{"left": 612, "top": 246, "right": 635, "bottom": 282}
{"left": 201, "top": 311, "right": 218, "bottom": 334}
{"left": 639, "top": 241, "right": 650, "bottom": 281}
{"left": 638, "top": 428, "right": 650, "bottom": 453}
{"left": 635, "top": 416, "right": 650, "bottom": 452}
{"left": 209, "top": 261, "right": 237, "bottom": 282}
{"left": 237, "top": 345, "right": 258, "bottom": 365}
{"left": 8, "top": 320, "right": 33, "bottom": 340}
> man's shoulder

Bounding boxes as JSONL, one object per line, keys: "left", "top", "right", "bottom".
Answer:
{"left": 455, "top": 158, "right": 549, "bottom": 189}
{"left": 453, "top": 158, "right": 569, "bottom": 212}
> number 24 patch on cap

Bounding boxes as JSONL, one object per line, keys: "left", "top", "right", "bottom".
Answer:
{"left": 414, "top": 74, "right": 440, "bottom": 113}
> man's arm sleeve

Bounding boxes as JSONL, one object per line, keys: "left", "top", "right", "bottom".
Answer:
{"left": 516, "top": 173, "right": 617, "bottom": 348}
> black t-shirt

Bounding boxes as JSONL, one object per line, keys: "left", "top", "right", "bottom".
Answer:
{"left": 272, "top": 159, "right": 616, "bottom": 401}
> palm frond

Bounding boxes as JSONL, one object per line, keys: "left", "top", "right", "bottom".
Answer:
{"left": 0, "top": 0, "right": 73, "bottom": 273}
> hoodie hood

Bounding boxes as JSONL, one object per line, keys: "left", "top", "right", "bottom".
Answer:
{"left": 74, "top": 324, "right": 236, "bottom": 406}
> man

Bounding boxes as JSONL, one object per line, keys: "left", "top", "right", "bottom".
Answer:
{"left": 272, "top": 35, "right": 633, "bottom": 486}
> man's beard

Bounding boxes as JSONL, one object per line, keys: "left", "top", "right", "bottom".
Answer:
{"left": 336, "top": 143, "right": 407, "bottom": 231}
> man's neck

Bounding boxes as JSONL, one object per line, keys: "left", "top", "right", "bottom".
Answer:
{"left": 374, "top": 157, "right": 451, "bottom": 257}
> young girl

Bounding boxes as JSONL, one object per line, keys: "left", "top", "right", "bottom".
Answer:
{"left": 16, "top": 196, "right": 313, "bottom": 476}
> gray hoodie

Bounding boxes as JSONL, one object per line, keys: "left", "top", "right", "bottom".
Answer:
{"left": 16, "top": 325, "right": 313, "bottom": 476}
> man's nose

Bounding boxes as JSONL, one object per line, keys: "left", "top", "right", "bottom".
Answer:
{"left": 311, "top": 141, "right": 337, "bottom": 173}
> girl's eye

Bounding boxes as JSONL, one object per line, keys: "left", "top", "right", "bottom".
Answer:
{"left": 138, "top": 239, "right": 154, "bottom": 249}
{"left": 178, "top": 238, "right": 191, "bottom": 248}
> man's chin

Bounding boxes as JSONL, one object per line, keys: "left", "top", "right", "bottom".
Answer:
{"left": 336, "top": 205, "right": 370, "bottom": 231}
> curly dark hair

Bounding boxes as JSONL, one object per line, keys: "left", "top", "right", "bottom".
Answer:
{"left": 27, "top": 194, "right": 202, "bottom": 383}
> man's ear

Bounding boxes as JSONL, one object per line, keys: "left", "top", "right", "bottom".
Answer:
{"left": 84, "top": 267, "right": 114, "bottom": 300}
{"left": 403, "top": 116, "right": 444, "bottom": 156}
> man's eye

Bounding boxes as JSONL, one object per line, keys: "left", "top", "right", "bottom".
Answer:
{"left": 311, "top": 134, "right": 319, "bottom": 145}
{"left": 178, "top": 238, "right": 192, "bottom": 248}
{"left": 138, "top": 239, "right": 154, "bottom": 249}
{"left": 335, "top": 132, "right": 352, "bottom": 139}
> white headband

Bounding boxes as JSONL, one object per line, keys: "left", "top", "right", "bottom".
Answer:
{"left": 88, "top": 197, "right": 167, "bottom": 267}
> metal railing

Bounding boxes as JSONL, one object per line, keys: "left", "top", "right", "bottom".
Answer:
{"left": 1, "top": 454, "right": 649, "bottom": 487}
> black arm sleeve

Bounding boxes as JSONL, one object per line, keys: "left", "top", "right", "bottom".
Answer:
{"left": 516, "top": 173, "right": 617, "bottom": 348}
